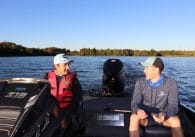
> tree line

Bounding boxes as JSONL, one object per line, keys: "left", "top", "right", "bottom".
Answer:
{"left": 1, "top": 42, "right": 195, "bottom": 56}
{"left": 0, "top": 42, "right": 71, "bottom": 56}
{"left": 72, "top": 48, "right": 195, "bottom": 56}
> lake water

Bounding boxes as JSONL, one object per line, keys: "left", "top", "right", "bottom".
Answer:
{"left": 0, "top": 56, "right": 195, "bottom": 111}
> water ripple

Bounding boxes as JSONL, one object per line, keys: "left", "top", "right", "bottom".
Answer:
{"left": 0, "top": 56, "right": 195, "bottom": 111}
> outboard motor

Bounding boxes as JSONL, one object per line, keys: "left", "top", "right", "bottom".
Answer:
{"left": 102, "top": 59, "right": 124, "bottom": 96}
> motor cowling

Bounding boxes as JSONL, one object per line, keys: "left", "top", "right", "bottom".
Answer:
{"left": 102, "top": 59, "right": 124, "bottom": 96}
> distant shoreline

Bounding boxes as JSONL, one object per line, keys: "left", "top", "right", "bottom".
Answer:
{"left": 1, "top": 42, "right": 195, "bottom": 57}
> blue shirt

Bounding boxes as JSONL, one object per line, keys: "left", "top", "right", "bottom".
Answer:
{"left": 147, "top": 75, "right": 164, "bottom": 88}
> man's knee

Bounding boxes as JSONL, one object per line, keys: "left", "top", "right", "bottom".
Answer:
{"left": 130, "top": 113, "right": 148, "bottom": 125}
{"left": 129, "top": 114, "right": 140, "bottom": 137}
{"left": 129, "top": 114, "right": 139, "bottom": 130}
{"left": 129, "top": 113, "right": 148, "bottom": 131}
{"left": 164, "top": 116, "right": 182, "bottom": 128}
{"left": 130, "top": 113, "right": 140, "bottom": 124}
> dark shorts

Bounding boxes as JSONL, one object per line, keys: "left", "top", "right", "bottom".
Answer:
{"left": 147, "top": 116, "right": 163, "bottom": 126}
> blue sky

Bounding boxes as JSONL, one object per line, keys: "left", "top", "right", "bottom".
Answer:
{"left": 0, "top": 0, "right": 195, "bottom": 51}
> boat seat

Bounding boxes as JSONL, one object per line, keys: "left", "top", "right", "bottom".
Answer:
{"left": 142, "top": 125, "right": 172, "bottom": 137}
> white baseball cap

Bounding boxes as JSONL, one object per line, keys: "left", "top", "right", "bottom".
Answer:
{"left": 53, "top": 54, "right": 73, "bottom": 64}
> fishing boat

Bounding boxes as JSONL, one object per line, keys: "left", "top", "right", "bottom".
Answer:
{"left": 0, "top": 59, "right": 194, "bottom": 137}
{"left": 80, "top": 59, "right": 195, "bottom": 137}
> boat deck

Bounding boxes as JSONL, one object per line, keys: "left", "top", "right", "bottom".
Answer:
{"left": 80, "top": 91, "right": 195, "bottom": 137}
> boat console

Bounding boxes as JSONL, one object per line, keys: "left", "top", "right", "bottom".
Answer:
{"left": 0, "top": 78, "right": 61, "bottom": 137}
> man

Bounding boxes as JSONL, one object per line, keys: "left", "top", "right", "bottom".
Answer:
{"left": 129, "top": 56, "right": 184, "bottom": 137}
{"left": 45, "top": 54, "right": 83, "bottom": 136}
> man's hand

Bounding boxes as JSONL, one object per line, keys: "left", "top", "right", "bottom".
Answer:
{"left": 136, "top": 109, "right": 148, "bottom": 120}
{"left": 152, "top": 112, "right": 165, "bottom": 123}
